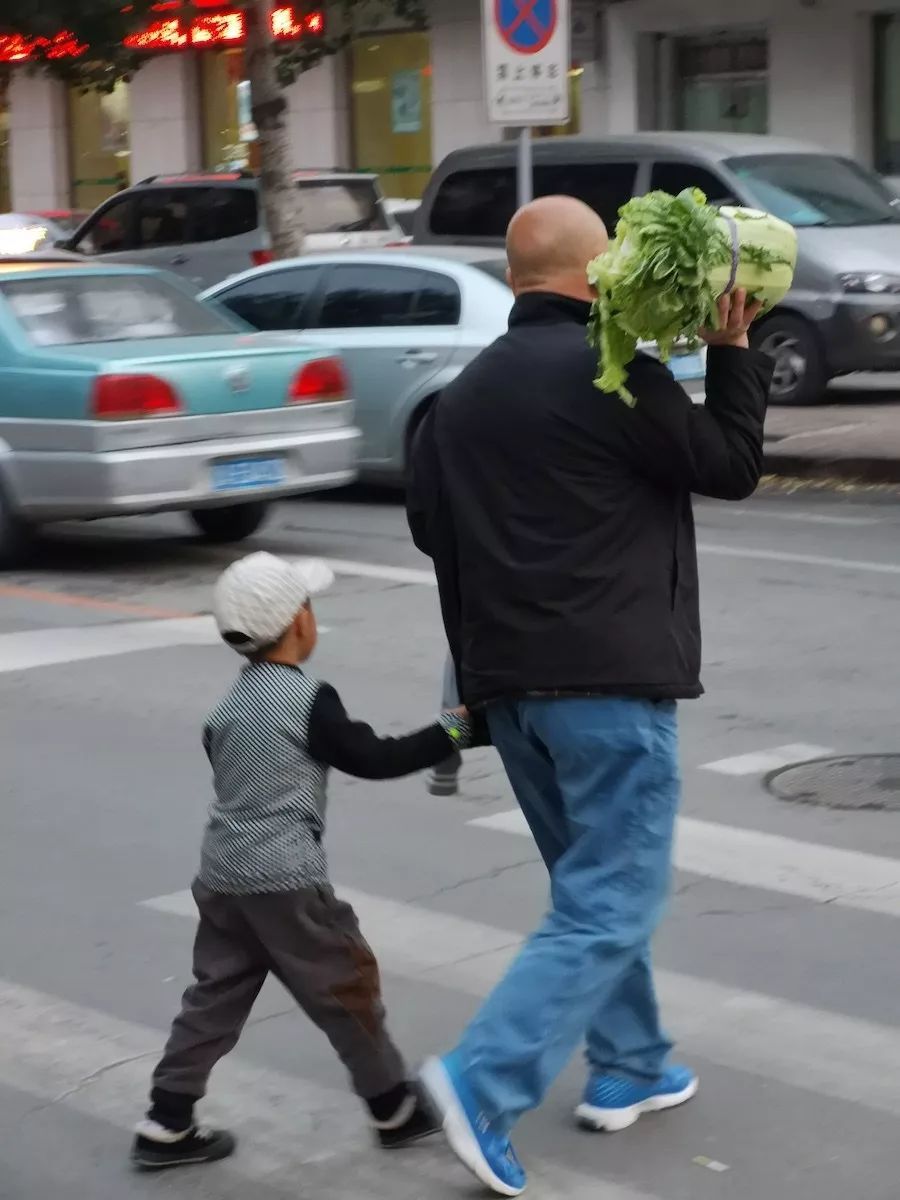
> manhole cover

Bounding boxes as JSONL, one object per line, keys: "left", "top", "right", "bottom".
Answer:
{"left": 767, "top": 755, "right": 900, "bottom": 811}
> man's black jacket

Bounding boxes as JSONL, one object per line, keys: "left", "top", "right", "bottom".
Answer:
{"left": 407, "top": 292, "right": 773, "bottom": 709}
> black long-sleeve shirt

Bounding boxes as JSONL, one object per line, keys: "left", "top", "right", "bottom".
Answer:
{"left": 308, "top": 682, "right": 467, "bottom": 779}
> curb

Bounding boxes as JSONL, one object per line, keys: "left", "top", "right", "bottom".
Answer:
{"left": 762, "top": 450, "right": 900, "bottom": 486}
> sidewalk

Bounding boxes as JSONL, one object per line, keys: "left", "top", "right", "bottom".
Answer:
{"left": 763, "top": 387, "right": 900, "bottom": 483}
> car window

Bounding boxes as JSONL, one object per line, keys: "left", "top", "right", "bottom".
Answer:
{"left": 650, "top": 162, "right": 736, "bottom": 204}
{"left": 74, "top": 196, "right": 137, "bottom": 254}
{"left": 0, "top": 273, "right": 235, "bottom": 346}
{"left": 316, "top": 264, "right": 420, "bottom": 328}
{"left": 295, "top": 180, "right": 389, "bottom": 233}
{"left": 191, "top": 187, "right": 258, "bottom": 242}
{"left": 429, "top": 168, "right": 517, "bottom": 238}
{"left": 428, "top": 161, "right": 638, "bottom": 237}
{"left": 725, "top": 154, "right": 900, "bottom": 227}
{"left": 415, "top": 270, "right": 461, "bottom": 324}
{"left": 534, "top": 162, "right": 638, "bottom": 230}
{"left": 135, "top": 189, "right": 191, "bottom": 249}
{"left": 215, "top": 267, "right": 323, "bottom": 331}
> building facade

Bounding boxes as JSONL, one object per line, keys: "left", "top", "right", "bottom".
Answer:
{"left": 1, "top": 0, "right": 898, "bottom": 215}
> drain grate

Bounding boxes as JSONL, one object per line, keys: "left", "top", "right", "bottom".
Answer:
{"left": 766, "top": 754, "right": 900, "bottom": 811}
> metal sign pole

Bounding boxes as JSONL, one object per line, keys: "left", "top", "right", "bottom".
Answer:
{"left": 517, "top": 126, "right": 533, "bottom": 207}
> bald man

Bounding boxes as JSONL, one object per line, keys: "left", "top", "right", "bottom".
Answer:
{"left": 408, "top": 196, "right": 772, "bottom": 1196}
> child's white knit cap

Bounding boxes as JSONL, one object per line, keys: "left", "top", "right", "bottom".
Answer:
{"left": 213, "top": 552, "right": 334, "bottom": 655}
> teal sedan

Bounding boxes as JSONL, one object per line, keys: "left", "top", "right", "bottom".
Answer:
{"left": 0, "top": 256, "right": 360, "bottom": 563}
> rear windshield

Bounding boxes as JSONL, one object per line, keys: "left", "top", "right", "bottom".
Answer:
{"left": 726, "top": 154, "right": 900, "bottom": 228}
{"left": 0, "top": 273, "right": 235, "bottom": 346}
{"left": 294, "top": 180, "right": 388, "bottom": 233}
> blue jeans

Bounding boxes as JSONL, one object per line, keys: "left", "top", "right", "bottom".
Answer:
{"left": 451, "top": 696, "right": 680, "bottom": 1134}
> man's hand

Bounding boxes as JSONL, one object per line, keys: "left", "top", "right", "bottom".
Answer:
{"left": 701, "top": 289, "right": 763, "bottom": 350}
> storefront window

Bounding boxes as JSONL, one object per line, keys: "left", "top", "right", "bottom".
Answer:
{"left": 674, "top": 34, "right": 768, "bottom": 135}
{"left": 68, "top": 82, "right": 130, "bottom": 211}
{"left": 0, "top": 76, "right": 9, "bottom": 211}
{"left": 875, "top": 15, "right": 900, "bottom": 174}
{"left": 200, "top": 49, "right": 260, "bottom": 173}
{"left": 351, "top": 32, "right": 431, "bottom": 200}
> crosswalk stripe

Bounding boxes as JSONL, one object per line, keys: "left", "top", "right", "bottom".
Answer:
{"left": 469, "top": 808, "right": 900, "bottom": 918}
{"left": 322, "top": 558, "right": 437, "bottom": 586}
{"left": 0, "top": 616, "right": 334, "bottom": 674}
{"left": 142, "top": 884, "right": 900, "bottom": 1119}
{"left": 700, "top": 743, "right": 833, "bottom": 776}
{"left": 0, "top": 976, "right": 635, "bottom": 1199}
{"left": 0, "top": 617, "right": 218, "bottom": 673}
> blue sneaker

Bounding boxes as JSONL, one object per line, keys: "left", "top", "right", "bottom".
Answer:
{"left": 421, "top": 1055, "right": 527, "bottom": 1197}
{"left": 576, "top": 1065, "right": 698, "bottom": 1133}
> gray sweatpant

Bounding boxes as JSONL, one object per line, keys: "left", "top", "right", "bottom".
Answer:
{"left": 153, "top": 879, "right": 406, "bottom": 1101}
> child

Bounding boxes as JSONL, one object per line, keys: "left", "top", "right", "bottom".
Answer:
{"left": 131, "top": 552, "right": 471, "bottom": 1171}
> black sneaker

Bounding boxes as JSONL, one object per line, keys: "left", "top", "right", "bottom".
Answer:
{"left": 131, "top": 1121, "right": 236, "bottom": 1170}
{"left": 374, "top": 1084, "right": 442, "bottom": 1149}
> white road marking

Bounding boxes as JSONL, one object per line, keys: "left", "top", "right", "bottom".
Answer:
{"left": 711, "top": 506, "right": 881, "bottom": 527}
{"left": 469, "top": 808, "right": 900, "bottom": 918}
{"left": 0, "top": 617, "right": 218, "bottom": 674}
{"left": 697, "top": 542, "right": 900, "bottom": 576}
{"left": 0, "top": 617, "right": 332, "bottom": 675}
{"left": 0, "top": 976, "right": 635, "bottom": 1198}
{"left": 700, "top": 743, "right": 833, "bottom": 776}
{"left": 315, "top": 544, "right": 900, "bottom": 588}
{"left": 322, "top": 558, "right": 437, "bottom": 586}
{"left": 142, "top": 884, "right": 900, "bottom": 1119}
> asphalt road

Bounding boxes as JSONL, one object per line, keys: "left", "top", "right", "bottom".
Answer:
{"left": 1, "top": 484, "right": 899, "bottom": 1200}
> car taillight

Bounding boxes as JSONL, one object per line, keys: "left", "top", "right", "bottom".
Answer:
{"left": 251, "top": 249, "right": 273, "bottom": 267}
{"left": 288, "top": 357, "right": 348, "bottom": 404}
{"left": 92, "top": 374, "right": 183, "bottom": 420}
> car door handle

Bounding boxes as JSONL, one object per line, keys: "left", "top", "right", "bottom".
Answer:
{"left": 170, "top": 253, "right": 188, "bottom": 266}
{"left": 397, "top": 350, "right": 438, "bottom": 366}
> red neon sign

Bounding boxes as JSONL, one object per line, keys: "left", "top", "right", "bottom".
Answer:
{"left": 0, "top": 7, "right": 323, "bottom": 62}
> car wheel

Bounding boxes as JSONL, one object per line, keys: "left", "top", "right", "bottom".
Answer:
{"left": 0, "top": 490, "right": 34, "bottom": 568}
{"left": 190, "top": 502, "right": 270, "bottom": 544}
{"left": 751, "top": 314, "right": 828, "bottom": 405}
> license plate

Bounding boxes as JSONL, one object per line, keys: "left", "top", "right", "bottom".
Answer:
{"left": 212, "top": 457, "right": 285, "bottom": 492}
{"left": 669, "top": 352, "right": 705, "bottom": 382}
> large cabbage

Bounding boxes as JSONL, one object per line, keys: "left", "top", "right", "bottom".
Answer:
{"left": 586, "top": 187, "right": 797, "bottom": 405}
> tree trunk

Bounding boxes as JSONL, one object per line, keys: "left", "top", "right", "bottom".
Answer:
{"left": 244, "top": 0, "right": 304, "bottom": 259}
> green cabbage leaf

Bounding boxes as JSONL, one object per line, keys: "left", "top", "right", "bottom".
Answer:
{"left": 586, "top": 188, "right": 797, "bottom": 405}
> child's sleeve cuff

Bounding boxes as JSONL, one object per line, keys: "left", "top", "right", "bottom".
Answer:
{"left": 438, "top": 711, "right": 473, "bottom": 750}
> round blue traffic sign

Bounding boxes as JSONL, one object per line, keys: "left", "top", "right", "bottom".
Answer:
{"left": 494, "top": 0, "right": 557, "bottom": 55}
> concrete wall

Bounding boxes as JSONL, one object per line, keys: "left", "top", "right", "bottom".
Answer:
{"left": 604, "top": 0, "right": 876, "bottom": 162}
{"left": 8, "top": 74, "right": 69, "bottom": 210}
{"left": 129, "top": 56, "right": 202, "bottom": 182}
{"left": 429, "top": 0, "right": 502, "bottom": 165}
{"left": 285, "top": 55, "right": 350, "bottom": 170}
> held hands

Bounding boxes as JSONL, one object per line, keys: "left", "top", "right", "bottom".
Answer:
{"left": 700, "top": 289, "right": 763, "bottom": 350}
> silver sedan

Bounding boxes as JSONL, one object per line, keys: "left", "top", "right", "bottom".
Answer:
{"left": 202, "top": 247, "right": 705, "bottom": 481}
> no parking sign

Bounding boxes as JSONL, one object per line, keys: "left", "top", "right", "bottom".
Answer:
{"left": 483, "top": 0, "right": 570, "bottom": 125}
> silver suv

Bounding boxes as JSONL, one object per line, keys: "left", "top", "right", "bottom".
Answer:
{"left": 62, "top": 170, "right": 403, "bottom": 289}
